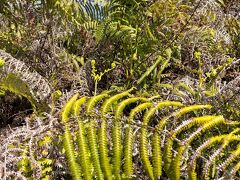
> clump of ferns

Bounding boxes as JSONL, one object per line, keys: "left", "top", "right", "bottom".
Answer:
{"left": 59, "top": 88, "right": 240, "bottom": 179}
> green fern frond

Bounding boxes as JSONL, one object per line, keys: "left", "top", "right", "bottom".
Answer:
{"left": 73, "top": 97, "right": 92, "bottom": 180}
{"left": 61, "top": 94, "right": 82, "bottom": 179}
{"left": 101, "top": 88, "right": 134, "bottom": 117}
{"left": 0, "top": 73, "right": 48, "bottom": 112}
{"left": 111, "top": 120, "right": 122, "bottom": 180}
{"left": 76, "top": 121, "right": 92, "bottom": 180}
{"left": 83, "top": 21, "right": 99, "bottom": 31}
{"left": 170, "top": 145, "right": 185, "bottom": 180}
{"left": 74, "top": 97, "right": 88, "bottom": 116}
{"left": 143, "top": 101, "right": 183, "bottom": 125}
{"left": 113, "top": 97, "right": 148, "bottom": 179}
{"left": 61, "top": 93, "right": 79, "bottom": 123}
{"left": 203, "top": 146, "right": 225, "bottom": 180}
{"left": 87, "top": 120, "right": 104, "bottom": 180}
{"left": 175, "top": 82, "right": 196, "bottom": 96}
{"left": 94, "top": 21, "right": 106, "bottom": 42}
{"left": 219, "top": 144, "right": 240, "bottom": 171}
{"left": 188, "top": 134, "right": 232, "bottom": 180}
{"left": 63, "top": 125, "right": 82, "bottom": 180}
{"left": 139, "top": 123, "right": 154, "bottom": 180}
{"left": 151, "top": 131, "right": 161, "bottom": 179}
{"left": 230, "top": 160, "right": 240, "bottom": 178}
{"left": 124, "top": 102, "right": 152, "bottom": 178}
{"left": 166, "top": 116, "right": 219, "bottom": 178}
{"left": 175, "top": 104, "right": 212, "bottom": 118}
{"left": 161, "top": 105, "right": 212, "bottom": 174}
{"left": 140, "top": 101, "right": 183, "bottom": 179}
{"left": 98, "top": 88, "right": 135, "bottom": 179}
{"left": 85, "top": 94, "right": 108, "bottom": 180}
{"left": 174, "top": 115, "right": 218, "bottom": 134}
{"left": 171, "top": 116, "right": 225, "bottom": 180}
{"left": 203, "top": 130, "right": 240, "bottom": 179}
{"left": 115, "top": 97, "right": 149, "bottom": 120}
{"left": 0, "top": 50, "right": 51, "bottom": 101}
{"left": 86, "top": 93, "right": 109, "bottom": 115}
{"left": 59, "top": 91, "right": 239, "bottom": 180}
{"left": 0, "top": 58, "right": 5, "bottom": 67}
{"left": 38, "top": 158, "right": 53, "bottom": 178}
{"left": 98, "top": 120, "right": 112, "bottom": 180}
{"left": 18, "top": 147, "right": 33, "bottom": 177}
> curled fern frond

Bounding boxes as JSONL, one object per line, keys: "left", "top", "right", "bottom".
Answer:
{"left": 173, "top": 115, "right": 218, "bottom": 134}
{"left": 188, "top": 135, "right": 228, "bottom": 180}
{"left": 143, "top": 101, "right": 183, "bottom": 125}
{"left": 140, "top": 101, "right": 183, "bottom": 179}
{"left": 74, "top": 97, "right": 88, "bottom": 116}
{"left": 86, "top": 93, "right": 109, "bottom": 115}
{"left": 167, "top": 116, "right": 220, "bottom": 179}
{"left": 203, "top": 130, "right": 240, "bottom": 179}
{"left": 98, "top": 88, "right": 134, "bottom": 179}
{"left": 156, "top": 104, "right": 212, "bottom": 133}
{"left": 161, "top": 105, "right": 213, "bottom": 175}
{"left": 61, "top": 94, "right": 82, "bottom": 179}
{"left": 115, "top": 97, "right": 149, "bottom": 120}
{"left": 101, "top": 88, "right": 134, "bottom": 117}
{"left": 175, "top": 104, "right": 212, "bottom": 118}
{"left": 61, "top": 93, "right": 79, "bottom": 123}
{"left": 74, "top": 97, "right": 92, "bottom": 180}
{"left": 124, "top": 102, "right": 152, "bottom": 178}
{"left": 113, "top": 97, "right": 148, "bottom": 179}
{"left": 58, "top": 90, "right": 239, "bottom": 180}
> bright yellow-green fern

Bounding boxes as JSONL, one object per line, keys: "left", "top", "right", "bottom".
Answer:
{"left": 113, "top": 97, "right": 148, "bottom": 179}
{"left": 124, "top": 102, "right": 153, "bottom": 178}
{"left": 61, "top": 94, "right": 82, "bottom": 180}
{"left": 74, "top": 97, "right": 92, "bottom": 180}
{"left": 60, "top": 90, "right": 240, "bottom": 180}
{"left": 99, "top": 88, "right": 134, "bottom": 179}
{"left": 140, "top": 101, "right": 183, "bottom": 179}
